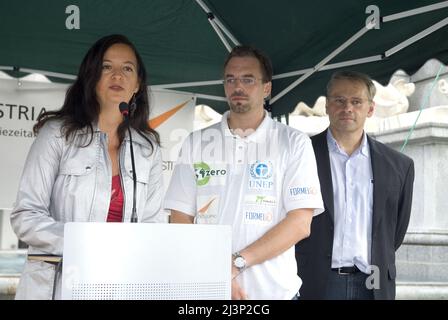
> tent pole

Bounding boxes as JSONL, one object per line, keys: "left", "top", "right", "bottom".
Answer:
{"left": 153, "top": 55, "right": 384, "bottom": 90}
{"left": 193, "top": 93, "right": 227, "bottom": 102}
{"left": 208, "top": 18, "right": 232, "bottom": 52}
{"left": 319, "top": 55, "right": 383, "bottom": 71}
{"left": 149, "top": 54, "right": 384, "bottom": 89}
{"left": 153, "top": 88, "right": 226, "bottom": 102}
{"left": 194, "top": 0, "right": 240, "bottom": 50}
{"left": 194, "top": 0, "right": 212, "bottom": 14}
{"left": 152, "top": 79, "right": 223, "bottom": 89}
{"left": 273, "top": 55, "right": 383, "bottom": 80}
{"left": 213, "top": 18, "right": 240, "bottom": 46}
{"left": 383, "top": 1, "right": 448, "bottom": 22}
{"left": 18, "top": 68, "right": 76, "bottom": 80}
{"left": 385, "top": 17, "right": 448, "bottom": 57}
{"left": 270, "top": 2, "right": 448, "bottom": 82}
{"left": 0, "top": 66, "right": 76, "bottom": 80}
{"left": 270, "top": 21, "right": 375, "bottom": 104}
{"left": 270, "top": 1, "right": 448, "bottom": 105}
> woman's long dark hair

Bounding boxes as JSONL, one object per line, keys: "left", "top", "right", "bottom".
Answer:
{"left": 34, "top": 34, "right": 160, "bottom": 150}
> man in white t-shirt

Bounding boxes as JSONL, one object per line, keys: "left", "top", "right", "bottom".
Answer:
{"left": 164, "top": 45, "right": 324, "bottom": 300}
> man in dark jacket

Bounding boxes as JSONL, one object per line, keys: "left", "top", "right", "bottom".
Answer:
{"left": 296, "top": 71, "right": 414, "bottom": 300}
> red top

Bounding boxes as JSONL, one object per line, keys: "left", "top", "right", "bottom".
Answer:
{"left": 107, "top": 175, "right": 124, "bottom": 222}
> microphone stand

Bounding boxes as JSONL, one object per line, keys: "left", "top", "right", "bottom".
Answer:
{"left": 119, "top": 102, "right": 138, "bottom": 223}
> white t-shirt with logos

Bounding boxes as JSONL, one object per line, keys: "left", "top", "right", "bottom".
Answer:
{"left": 164, "top": 111, "right": 324, "bottom": 299}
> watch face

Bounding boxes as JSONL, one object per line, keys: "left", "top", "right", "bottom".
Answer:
{"left": 234, "top": 256, "right": 245, "bottom": 269}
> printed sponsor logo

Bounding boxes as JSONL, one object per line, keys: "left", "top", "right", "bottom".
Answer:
{"left": 194, "top": 162, "right": 227, "bottom": 186}
{"left": 198, "top": 198, "right": 216, "bottom": 216}
{"left": 245, "top": 195, "right": 277, "bottom": 207}
{"left": 196, "top": 197, "right": 219, "bottom": 224}
{"left": 249, "top": 161, "right": 273, "bottom": 179}
{"left": 245, "top": 211, "right": 273, "bottom": 222}
{"left": 289, "top": 186, "right": 318, "bottom": 196}
{"left": 162, "top": 160, "right": 174, "bottom": 171}
{"left": 248, "top": 180, "right": 274, "bottom": 190}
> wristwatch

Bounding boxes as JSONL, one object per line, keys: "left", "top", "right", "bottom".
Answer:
{"left": 232, "top": 252, "right": 246, "bottom": 272}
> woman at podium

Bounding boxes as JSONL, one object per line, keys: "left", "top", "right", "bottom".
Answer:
{"left": 10, "top": 34, "right": 166, "bottom": 299}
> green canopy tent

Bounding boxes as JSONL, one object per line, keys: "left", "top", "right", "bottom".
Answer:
{"left": 1, "top": 0, "right": 447, "bottom": 117}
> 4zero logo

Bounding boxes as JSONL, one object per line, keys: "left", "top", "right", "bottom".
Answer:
{"left": 194, "top": 162, "right": 226, "bottom": 186}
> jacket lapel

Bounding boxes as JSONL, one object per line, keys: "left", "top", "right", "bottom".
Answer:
{"left": 313, "top": 130, "right": 335, "bottom": 223}
{"left": 368, "top": 136, "right": 386, "bottom": 237}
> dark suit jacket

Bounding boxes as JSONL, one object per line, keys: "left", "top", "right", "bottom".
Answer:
{"left": 296, "top": 129, "right": 414, "bottom": 300}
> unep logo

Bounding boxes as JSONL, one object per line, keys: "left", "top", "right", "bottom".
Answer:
{"left": 194, "top": 162, "right": 226, "bottom": 186}
{"left": 250, "top": 161, "right": 273, "bottom": 179}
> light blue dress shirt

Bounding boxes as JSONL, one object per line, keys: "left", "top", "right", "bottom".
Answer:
{"left": 327, "top": 130, "right": 373, "bottom": 273}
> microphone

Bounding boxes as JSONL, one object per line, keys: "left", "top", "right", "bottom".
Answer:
{"left": 119, "top": 102, "right": 138, "bottom": 223}
{"left": 119, "top": 102, "right": 130, "bottom": 118}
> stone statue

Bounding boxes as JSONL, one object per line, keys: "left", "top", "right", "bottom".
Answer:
{"left": 291, "top": 96, "right": 327, "bottom": 117}
{"left": 373, "top": 79, "right": 415, "bottom": 117}
{"left": 194, "top": 104, "right": 222, "bottom": 130}
{"left": 438, "top": 78, "right": 448, "bottom": 95}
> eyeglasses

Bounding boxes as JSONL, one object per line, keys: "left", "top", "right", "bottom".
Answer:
{"left": 223, "top": 77, "right": 262, "bottom": 86}
{"left": 327, "top": 96, "right": 370, "bottom": 108}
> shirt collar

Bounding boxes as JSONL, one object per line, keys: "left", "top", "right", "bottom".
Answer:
{"left": 75, "top": 121, "right": 153, "bottom": 148}
{"left": 326, "top": 129, "right": 369, "bottom": 157}
{"left": 359, "top": 133, "right": 370, "bottom": 157}
{"left": 221, "top": 110, "right": 272, "bottom": 143}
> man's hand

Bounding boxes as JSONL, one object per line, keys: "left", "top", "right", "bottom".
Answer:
{"left": 169, "top": 210, "right": 194, "bottom": 223}
{"left": 231, "top": 278, "right": 248, "bottom": 300}
{"left": 231, "top": 262, "right": 248, "bottom": 299}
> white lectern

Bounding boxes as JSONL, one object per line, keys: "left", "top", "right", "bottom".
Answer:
{"left": 61, "top": 222, "right": 231, "bottom": 300}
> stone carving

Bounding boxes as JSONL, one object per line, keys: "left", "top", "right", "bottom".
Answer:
{"left": 0, "top": 71, "right": 13, "bottom": 79}
{"left": 407, "top": 59, "right": 447, "bottom": 112}
{"left": 373, "top": 79, "right": 415, "bottom": 118}
{"left": 194, "top": 104, "right": 222, "bottom": 130}
{"left": 0, "top": 71, "right": 51, "bottom": 83}
{"left": 438, "top": 79, "right": 448, "bottom": 95}
{"left": 291, "top": 96, "right": 327, "bottom": 117}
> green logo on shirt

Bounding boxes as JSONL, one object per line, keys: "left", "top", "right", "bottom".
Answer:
{"left": 194, "top": 162, "right": 226, "bottom": 186}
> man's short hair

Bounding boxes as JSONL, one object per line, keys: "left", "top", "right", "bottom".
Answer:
{"left": 326, "top": 70, "right": 376, "bottom": 101}
{"left": 223, "top": 45, "right": 273, "bottom": 83}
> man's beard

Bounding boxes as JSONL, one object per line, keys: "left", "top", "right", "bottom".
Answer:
{"left": 229, "top": 101, "right": 251, "bottom": 113}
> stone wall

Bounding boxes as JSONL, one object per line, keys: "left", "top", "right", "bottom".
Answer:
{"left": 371, "top": 110, "right": 448, "bottom": 299}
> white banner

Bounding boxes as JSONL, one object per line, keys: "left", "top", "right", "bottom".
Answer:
{"left": 0, "top": 78, "right": 195, "bottom": 209}
{"left": 150, "top": 89, "right": 196, "bottom": 196}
